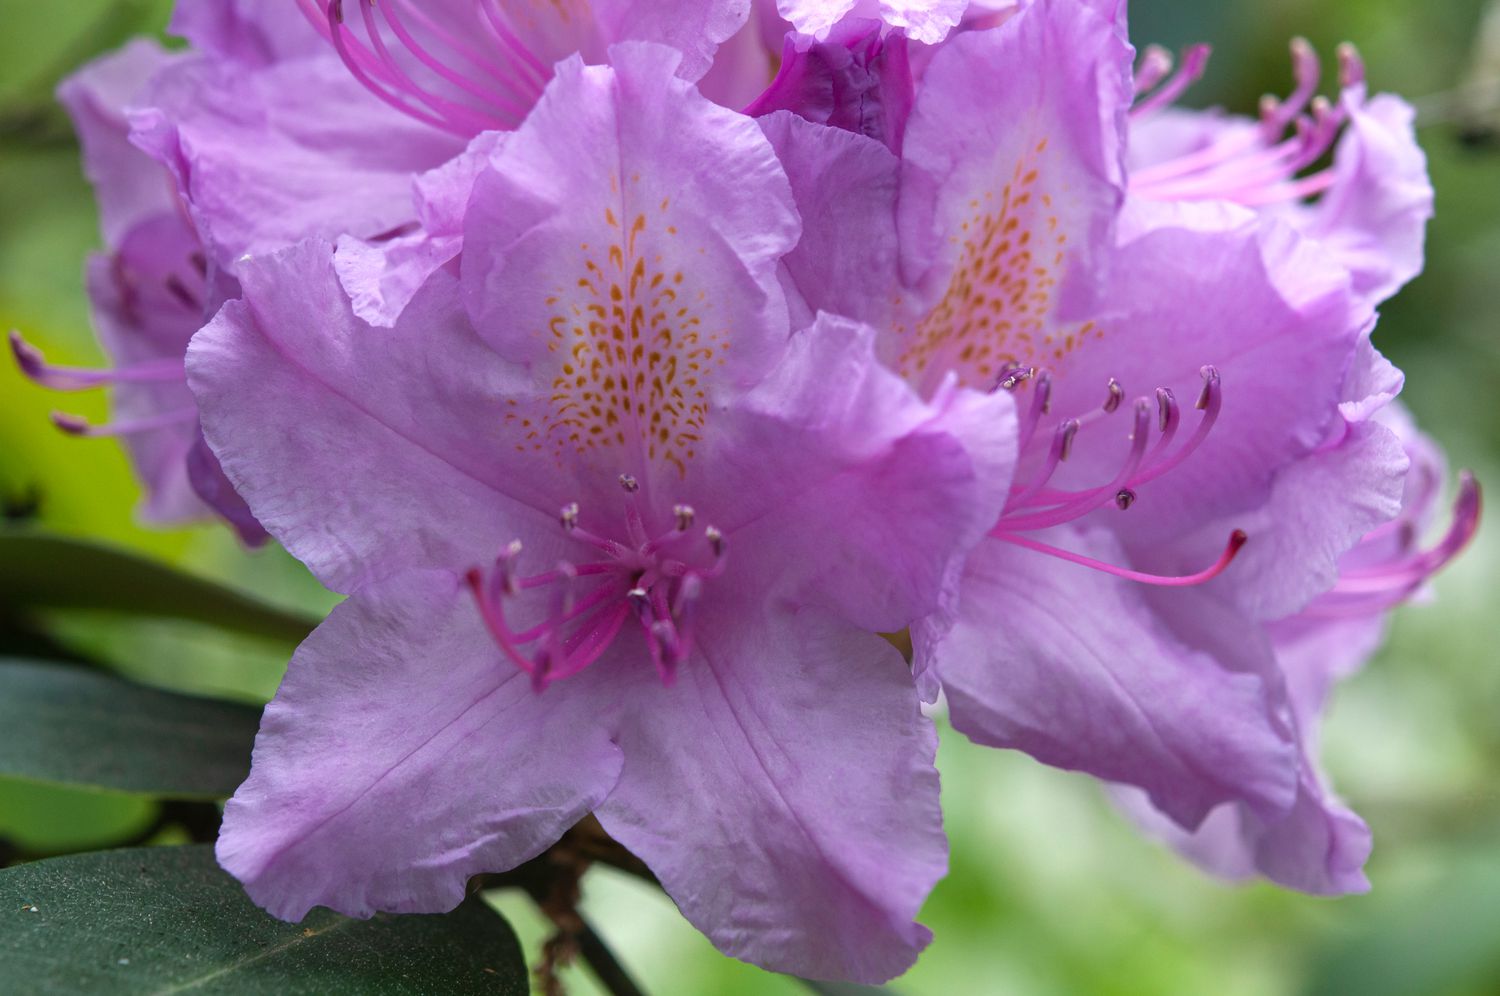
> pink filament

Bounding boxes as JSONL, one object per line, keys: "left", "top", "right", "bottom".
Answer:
{"left": 992, "top": 529, "right": 1248, "bottom": 587}
{"left": 1130, "top": 38, "right": 1360, "bottom": 208}
{"left": 301, "top": 0, "right": 553, "bottom": 135}
{"left": 467, "top": 498, "right": 725, "bottom": 690}
{"left": 11, "top": 331, "right": 185, "bottom": 392}
{"left": 990, "top": 367, "right": 1242, "bottom": 589}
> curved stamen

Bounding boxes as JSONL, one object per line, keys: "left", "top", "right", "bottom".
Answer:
{"left": 306, "top": 0, "right": 549, "bottom": 137}
{"left": 51, "top": 407, "right": 197, "bottom": 438}
{"left": 11, "top": 331, "right": 185, "bottom": 391}
{"left": 1131, "top": 38, "right": 1364, "bottom": 207}
{"left": 996, "top": 398, "right": 1154, "bottom": 532}
{"left": 1131, "top": 43, "right": 1212, "bottom": 118}
{"left": 1301, "top": 472, "right": 1481, "bottom": 617}
{"left": 468, "top": 488, "right": 729, "bottom": 689}
{"left": 1134, "top": 45, "right": 1176, "bottom": 97}
{"left": 992, "top": 529, "right": 1248, "bottom": 587}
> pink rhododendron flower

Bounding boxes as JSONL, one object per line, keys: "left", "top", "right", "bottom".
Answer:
{"left": 1118, "top": 406, "right": 1481, "bottom": 892}
{"left": 1127, "top": 35, "right": 1433, "bottom": 310}
{"left": 770, "top": 0, "right": 1438, "bottom": 890}
{"left": 190, "top": 46, "right": 1015, "bottom": 983}
{"left": 10, "top": 39, "right": 264, "bottom": 543}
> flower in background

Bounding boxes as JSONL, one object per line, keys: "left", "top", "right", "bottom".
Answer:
{"left": 1118, "top": 407, "right": 1480, "bottom": 892}
{"left": 1127, "top": 32, "right": 1434, "bottom": 309}
{"left": 763, "top": 0, "right": 1453, "bottom": 893}
{"left": 10, "top": 40, "right": 264, "bottom": 544}
{"left": 190, "top": 47, "right": 1015, "bottom": 983}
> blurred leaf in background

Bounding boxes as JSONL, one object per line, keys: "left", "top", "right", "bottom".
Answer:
{"left": 0, "top": 1, "right": 1497, "bottom": 993}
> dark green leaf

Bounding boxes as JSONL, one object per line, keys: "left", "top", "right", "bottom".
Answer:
{"left": 0, "top": 532, "right": 318, "bottom": 644}
{"left": 798, "top": 978, "right": 900, "bottom": 995}
{"left": 0, "top": 846, "right": 528, "bottom": 994}
{"left": 0, "top": 658, "right": 260, "bottom": 798}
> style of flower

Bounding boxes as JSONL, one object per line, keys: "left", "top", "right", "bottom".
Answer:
{"left": 769, "top": 0, "right": 1439, "bottom": 891}
{"left": 10, "top": 39, "right": 263, "bottom": 543}
{"left": 191, "top": 46, "right": 1015, "bottom": 983}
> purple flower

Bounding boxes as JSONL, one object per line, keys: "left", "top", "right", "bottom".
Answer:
{"left": 190, "top": 46, "right": 1014, "bottom": 983}
{"left": 146, "top": 0, "right": 749, "bottom": 326}
{"left": 1117, "top": 406, "right": 1481, "bottom": 893}
{"left": 745, "top": 17, "right": 916, "bottom": 151}
{"left": 772, "top": 0, "right": 1437, "bottom": 887}
{"left": 1127, "top": 35, "right": 1433, "bottom": 309}
{"left": 10, "top": 40, "right": 264, "bottom": 543}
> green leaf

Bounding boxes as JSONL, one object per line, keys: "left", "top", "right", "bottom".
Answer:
{"left": 0, "top": 532, "right": 318, "bottom": 645}
{"left": 798, "top": 979, "right": 901, "bottom": 995}
{"left": 0, "top": 846, "right": 529, "bottom": 993}
{"left": 0, "top": 780, "right": 157, "bottom": 856}
{"left": 0, "top": 658, "right": 260, "bottom": 798}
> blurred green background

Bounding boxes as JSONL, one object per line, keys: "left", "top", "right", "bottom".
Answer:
{"left": 1, "top": 1, "right": 1497, "bottom": 993}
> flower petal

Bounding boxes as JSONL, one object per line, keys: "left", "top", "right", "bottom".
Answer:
{"left": 130, "top": 53, "right": 461, "bottom": 269}
{"left": 595, "top": 601, "right": 944, "bottom": 984}
{"left": 697, "top": 313, "right": 1015, "bottom": 632}
{"left": 334, "top": 130, "right": 508, "bottom": 327}
{"left": 894, "top": 0, "right": 1132, "bottom": 396}
{"left": 217, "top": 569, "right": 625, "bottom": 921}
{"left": 1306, "top": 92, "right": 1433, "bottom": 308}
{"left": 924, "top": 533, "right": 1299, "bottom": 828}
{"left": 56, "top": 39, "right": 182, "bottom": 247}
{"left": 188, "top": 240, "right": 564, "bottom": 592}
{"left": 758, "top": 111, "right": 903, "bottom": 329}
{"left": 458, "top": 43, "right": 800, "bottom": 491}
{"left": 168, "top": 0, "right": 328, "bottom": 66}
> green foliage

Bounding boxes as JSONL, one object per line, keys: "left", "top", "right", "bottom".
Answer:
{"left": 0, "top": 846, "right": 529, "bottom": 994}
{"left": 0, "top": 658, "right": 259, "bottom": 798}
{"left": 0, "top": 533, "right": 318, "bottom": 645}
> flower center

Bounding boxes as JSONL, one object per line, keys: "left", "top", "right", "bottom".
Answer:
{"left": 1130, "top": 39, "right": 1367, "bottom": 207}
{"left": 467, "top": 474, "right": 727, "bottom": 690}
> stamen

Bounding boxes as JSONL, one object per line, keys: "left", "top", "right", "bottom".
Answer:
{"left": 1131, "top": 43, "right": 1212, "bottom": 118}
{"left": 11, "top": 331, "right": 185, "bottom": 392}
{"left": 468, "top": 501, "right": 731, "bottom": 689}
{"left": 1104, "top": 378, "right": 1125, "bottom": 414}
{"left": 1328, "top": 472, "right": 1481, "bottom": 597}
{"left": 996, "top": 367, "right": 1223, "bottom": 533}
{"left": 992, "top": 529, "right": 1249, "bottom": 587}
{"left": 1131, "top": 38, "right": 1365, "bottom": 208}
{"left": 304, "top": 0, "right": 545, "bottom": 137}
{"left": 1134, "top": 45, "right": 1175, "bottom": 97}
{"left": 50, "top": 407, "right": 197, "bottom": 438}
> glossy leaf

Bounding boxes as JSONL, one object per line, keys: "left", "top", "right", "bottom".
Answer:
{"left": 0, "top": 532, "right": 318, "bottom": 644}
{"left": 0, "top": 846, "right": 529, "bottom": 993}
{"left": 0, "top": 658, "right": 259, "bottom": 797}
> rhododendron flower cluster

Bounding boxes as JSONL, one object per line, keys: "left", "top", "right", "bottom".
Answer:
{"left": 14, "top": 0, "right": 1479, "bottom": 984}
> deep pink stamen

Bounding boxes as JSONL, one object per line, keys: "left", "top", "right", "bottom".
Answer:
{"left": 1303, "top": 472, "right": 1482, "bottom": 617}
{"left": 993, "top": 529, "right": 1248, "bottom": 587}
{"left": 1131, "top": 38, "right": 1365, "bottom": 208}
{"left": 467, "top": 482, "right": 728, "bottom": 691}
{"left": 307, "top": 0, "right": 547, "bottom": 138}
